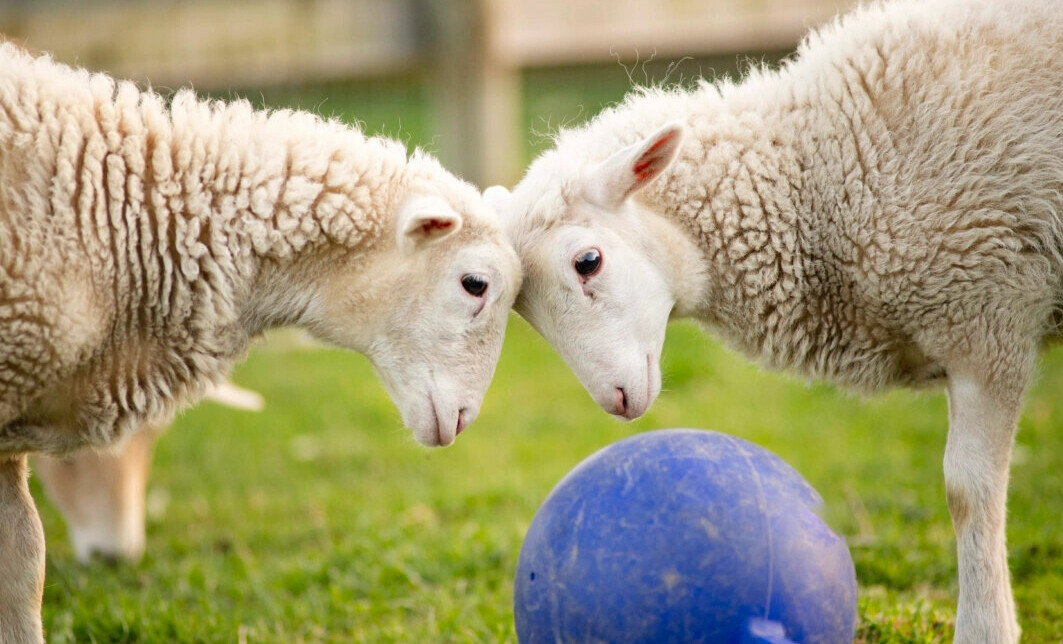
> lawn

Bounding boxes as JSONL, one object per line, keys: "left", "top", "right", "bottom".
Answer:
{"left": 34, "top": 61, "right": 1063, "bottom": 642}
{"left": 35, "top": 319, "right": 1063, "bottom": 642}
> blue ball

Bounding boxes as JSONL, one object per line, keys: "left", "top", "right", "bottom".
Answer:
{"left": 514, "top": 429, "right": 857, "bottom": 644}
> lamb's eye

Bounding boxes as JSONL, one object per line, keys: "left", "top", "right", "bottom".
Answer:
{"left": 461, "top": 274, "right": 488, "bottom": 297}
{"left": 573, "top": 248, "right": 602, "bottom": 278}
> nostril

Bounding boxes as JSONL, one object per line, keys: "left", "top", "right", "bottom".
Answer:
{"left": 456, "top": 408, "right": 468, "bottom": 435}
{"left": 615, "top": 388, "right": 628, "bottom": 415}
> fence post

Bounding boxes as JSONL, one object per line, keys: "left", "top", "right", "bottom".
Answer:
{"left": 427, "top": 0, "right": 521, "bottom": 187}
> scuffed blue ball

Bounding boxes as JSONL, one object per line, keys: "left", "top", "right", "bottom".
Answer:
{"left": 514, "top": 429, "right": 857, "bottom": 644}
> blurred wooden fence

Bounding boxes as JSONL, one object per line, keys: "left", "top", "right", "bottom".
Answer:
{"left": 0, "top": 0, "right": 852, "bottom": 184}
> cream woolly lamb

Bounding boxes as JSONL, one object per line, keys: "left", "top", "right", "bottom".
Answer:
{"left": 0, "top": 44, "right": 520, "bottom": 643}
{"left": 491, "top": 0, "right": 1063, "bottom": 641}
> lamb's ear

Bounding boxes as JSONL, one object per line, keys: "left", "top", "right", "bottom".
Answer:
{"left": 584, "top": 122, "right": 684, "bottom": 210}
{"left": 397, "top": 196, "right": 463, "bottom": 254}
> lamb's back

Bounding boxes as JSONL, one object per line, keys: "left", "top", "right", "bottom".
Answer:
{"left": 680, "top": 0, "right": 1063, "bottom": 390}
{"left": 788, "top": 0, "right": 1063, "bottom": 348}
{"left": 0, "top": 45, "right": 249, "bottom": 450}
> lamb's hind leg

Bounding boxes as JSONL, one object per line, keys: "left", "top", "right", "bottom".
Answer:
{"left": 0, "top": 454, "right": 45, "bottom": 644}
{"left": 945, "top": 365, "right": 1030, "bottom": 644}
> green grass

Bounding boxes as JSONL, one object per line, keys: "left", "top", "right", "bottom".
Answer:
{"left": 34, "top": 320, "right": 1063, "bottom": 642}
{"left": 33, "top": 61, "right": 1063, "bottom": 641}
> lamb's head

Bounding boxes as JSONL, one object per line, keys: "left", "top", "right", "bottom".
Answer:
{"left": 306, "top": 156, "right": 521, "bottom": 447}
{"left": 490, "top": 123, "right": 696, "bottom": 421}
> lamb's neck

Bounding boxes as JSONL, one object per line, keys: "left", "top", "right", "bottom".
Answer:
{"left": 636, "top": 206, "right": 710, "bottom": 321}
{"left": 645, "top": 102, "right": 807, "bottom": 353}
{"left": 97, "top": 101, "right": 391, "bottom": 334}
{"left": 194, "top": 126, "right": 410, "bottom": 337}
{"left": 238, "top": 251, "right": 334, "bottom": 337}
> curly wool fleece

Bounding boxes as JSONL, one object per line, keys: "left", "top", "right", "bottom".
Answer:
{"left": 512, "top": 0, "right": 1063, "bottom": 393}
{"left": 503, "top": 2, "right": 1063, "bottom": 641}
{"left": 0, "top": 43, "right": 488, "bottom": 454}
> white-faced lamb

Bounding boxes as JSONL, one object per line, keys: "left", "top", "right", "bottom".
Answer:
{"left": 0, "top": 43, "right": 520, "bottom": 643}
{"left": 489, "top": 1, "right": 1063, "bottom": 642}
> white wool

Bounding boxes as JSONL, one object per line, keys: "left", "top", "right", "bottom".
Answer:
{"left": 503, "top": 1, "right": 1063, "bottom": 641}
{"left": 1, "top": 39, "right": 527, "bottom": 644}
{"left": 0, "top": 43, "right": 517, "bottom": 454}
{"left": 510, "top": 0, "right": 1063, "bottom": 393}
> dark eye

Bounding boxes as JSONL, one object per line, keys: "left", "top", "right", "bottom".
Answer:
{"left": 573, "top": 248, "right": 602, "bottom": 278}
{"left": 461, "top": 274, "right": 488, "bottom": 297}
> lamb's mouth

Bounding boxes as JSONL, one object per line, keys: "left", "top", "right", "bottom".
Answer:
{"left": 646, "top": 353, "right": 659, "bottom": 405}
{"left": 636, "top": 352, "right": 661, "bottom": 418}
{"left": 427, "top": 395, "right": 456, "bottom": 447}
{"left": 610, "top": 354, "right": 657, "bottom": 420}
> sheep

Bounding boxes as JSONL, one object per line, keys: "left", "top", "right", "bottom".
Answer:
{"left": 0, "top": 43, "right": 521, "bottom": 643}
{"left": 32, "top": 379, "right": 264, "bottom": 564}
{"left": 33, "top": 417, "right": 164, "bottom": 564}
{"left": 488, "top": 1, "right": 1063, "bottom": 641}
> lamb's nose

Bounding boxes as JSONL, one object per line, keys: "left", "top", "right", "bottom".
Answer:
{"left": 456, "top": 408, "right": 468, "bottom": 435}
{"left": 615, "top": 388, "right": 628, "bottom": 416}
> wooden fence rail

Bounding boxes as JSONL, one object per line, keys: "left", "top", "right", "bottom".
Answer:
{"left": 0, "top": 0, "right": 852, "bottom": 184}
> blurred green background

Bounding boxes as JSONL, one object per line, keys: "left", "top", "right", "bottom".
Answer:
{"left": 3, "top": 0, "right": 1061, "bottom": 641}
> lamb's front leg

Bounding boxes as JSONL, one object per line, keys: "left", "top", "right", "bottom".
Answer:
{"left": 945, "top": 372, "right": 1026, "bottom": 644}
{"left": 0, "top": 454, "right": 46, "bottom": 644}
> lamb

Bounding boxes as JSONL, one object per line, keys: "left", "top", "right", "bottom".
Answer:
{"left": 489, "top": 1, "right": 1063, "bottom": 641}
{"left": 0, "top": 43, "right": 520, "bottom": 643}
{"left": 33, "top": 379, "right": 264, "bottom": 564}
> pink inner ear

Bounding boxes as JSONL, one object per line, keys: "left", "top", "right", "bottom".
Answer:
{"left": 633, "top": 159, "right": 662, "bottom": 181}
{"left": 418, "top": 218, "right": 454, "bottom": 235}
{"left": 632, "top": 131, "right": 678, "bottom": 181}
{"left": 645, "top": 133, "right": 676, "bottom": 154}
